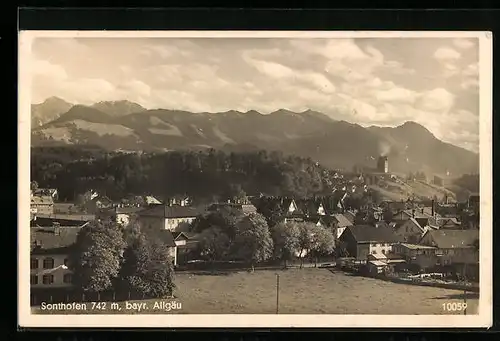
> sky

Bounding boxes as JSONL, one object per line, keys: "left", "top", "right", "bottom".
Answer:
{"left": 30, "top": 37, "right": 480, "bottom": 152}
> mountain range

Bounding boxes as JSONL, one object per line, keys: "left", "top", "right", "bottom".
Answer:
{"left": 30, "top": 97, "right": 479, "bottom": 177}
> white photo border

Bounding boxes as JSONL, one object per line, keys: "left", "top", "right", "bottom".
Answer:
{"left": 18, "top": 30, "right": 493, "bottom": 329}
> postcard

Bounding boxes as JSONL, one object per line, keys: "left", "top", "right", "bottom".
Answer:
{"left": 18, "top": 30, "right": 492, "bottom": 328}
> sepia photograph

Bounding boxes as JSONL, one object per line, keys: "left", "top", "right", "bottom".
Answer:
{"left": 18, "top": 30, "right": 492, "bottom": 328}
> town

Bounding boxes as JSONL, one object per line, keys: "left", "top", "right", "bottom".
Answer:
{"left": 29, "top": 153, "right": 480, "bottom": 314}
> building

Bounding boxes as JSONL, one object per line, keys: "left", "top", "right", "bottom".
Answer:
{"left": 207, "top": 202, "right": 258, "bottom": 216}
{"left": 142, "top": 229, "right": 179, "bottom": 266}
{"left": 31, "top": 196, "right": 54, "bottom": 215}
{"left": 393, "top": 229, "right": 479, "bottom": 278}
{"left": 296, "top": 198, "right": 328, "bottom": 217}
{"left": 33, "top": 188, "right": 59, "bottom": 201}
{"left": 392, "top": 217, "right": 426, "bottom": 244}
{"left": 144, "top": 195, "right": 163, "bottom": 206}
{"left": 281, "top": 198, "right": 305, "bottom": 223}
{"left": 167, "top": 195, "right": 191, "bottom": 207}
{"left": 338, "top": 225, "right": 403, "bottom": 261}
{"left": 83, "top": 196, "right": 113, "bottom": 214}
{"left": 30, "top": 227, "right": 79, "bottom": 288}
{"left": 172, "top": 232, "right": 199, "bottom": 265}
{"left": 392, "top": 243, "right": 441, "bottom": 270}
{"left": 53, "top": 203, "right": 81, "bottom": 215}
{"left": 137, "top": 204, "right": 203, "bottom": 232}
{"left": 97, "top": 206, "right": 145, "bottom": 227}
{"left": 31, "top": 214, "right": 92, "bottom": 228}
{"left": 377, "top": 156, "right": 389, "bottom": 174}
{"left": 468, "top": 193, "right": 480, "bottom": 212}
{"left": 419, "top": 229, "right": 479, "bottom": 265}
{"left": 332, "top": 213, "right": 354, "bottom": 240}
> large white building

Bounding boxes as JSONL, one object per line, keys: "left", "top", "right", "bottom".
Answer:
{"left": 30, "top": 227, "right": 79, "bottom": 288}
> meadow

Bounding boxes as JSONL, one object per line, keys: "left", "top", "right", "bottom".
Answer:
{"left": 32, "top": 268, "right": 479, "bottom": 315}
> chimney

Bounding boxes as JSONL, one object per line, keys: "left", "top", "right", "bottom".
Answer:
{"left": 412, "top": 209, "right": 415, "bottom": 218}
{"left": 431, "top": 200, "right": 435, "bottom": 217}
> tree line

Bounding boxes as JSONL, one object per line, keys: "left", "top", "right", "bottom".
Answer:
{"left": 31, "top": 146, "right": 344, "bottom": 203}
{"left": 191, "top": 208, "right": 336, "bottom": 269}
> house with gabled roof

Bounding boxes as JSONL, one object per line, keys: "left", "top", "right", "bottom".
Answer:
{"left": 339, "top": 225, "right": 403, "bottom": 261}
{"left": 97, "top": 206, "right": 145, "bottom": 227}
{"left": 419, "top": 229, "right": 479, "bottom": 265}
{"left": 30, "top": 227, "right": 79, "bottom": 288}
{"left": 33, "top": 188, "right": 59, "bottom": 201}
{"left": 393, "top": 217, "right": 425, "bottom": 244}
{"left": 137, "top": 204, "right": 204, "bottom": 232}
{"left": 332, "top": 213, "right": 354, "bottom": 240}
{"left": 140, "top": 228, "right": 181, "bottom": 266}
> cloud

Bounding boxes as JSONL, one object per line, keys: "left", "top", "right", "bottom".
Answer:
{"left": 375, "top": 87, "right": 418, "bottom": 104}
{"left": 452, "top": 38, "right": 475, "bottom": 50}
{"left": 32, "top": 60, "right": 68, "bottom": 80}
{"left": 416, "top": 88, "right": 455, "bottom": 113}
{"left": 434, "top": 47, "right": 461, "bottom": 61}
{"left": 246, "top": 58, "right": 295, "bottom": 79}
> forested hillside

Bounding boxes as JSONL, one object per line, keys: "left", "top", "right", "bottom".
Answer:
{"left": 31, "top": 146, "right": 342, "bottom": 203}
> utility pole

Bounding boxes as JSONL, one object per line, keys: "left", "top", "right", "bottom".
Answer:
{"left": 276, "top": 274, "right": 280, "bottom": 314}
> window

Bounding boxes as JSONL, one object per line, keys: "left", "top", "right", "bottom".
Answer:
{"left": 30, "top": 258, "right": 38, "bottom": 270}
{"left": 43, "top": 258, "right": 54, "bottom": 269}
{"left": 42, "top": 274, "right": 54, "bottom": 285}
{"left": 64, "top": 258, "right": 69, "bottom": 267}
{"left": 30, "top": 275, "right": 38, "bottom": 285}
{"left": 63, "top": 273, "right": 72, "bottom": 284}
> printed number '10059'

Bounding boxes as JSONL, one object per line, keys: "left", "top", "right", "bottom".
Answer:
{"left": 442, "top": 302, "right": 467, "bottom": 311}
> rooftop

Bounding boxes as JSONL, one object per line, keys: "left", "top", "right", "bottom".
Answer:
{"left": 138, "top": 204, "right": 204, "bottom": 218}
{"left": 31, "top": 227, "right": 80, "bottom": 254}
{"left": 399, "top": 243, "right": 437, "bottom": 250}
{"left": 31, "top": 196, "right": 54, "bottom": 205}
{"left": 423, "top": 229, "right": 479, "bottom": 249}
{"left": 333, "top": 213, "right": 354, "bottom": 228}
{"left": 34, "top": 213, "right": 95, "bottom": 222}
{"left": 345, "top": 225, "right": 403, "bottom": 243}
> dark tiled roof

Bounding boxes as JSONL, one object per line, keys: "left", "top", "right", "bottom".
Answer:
{"left": 345, "top": 225, "right": 403, "bottom": 243}
{"left": 31, "top": 216, "right": 92, "bottom": 227}
{"left": 31, "top": 227, "right": 80, "bottom": 254}
{"left": 138, "top": 205, "right": 203, "bottom": 218}
{"left": 423, "top": 229, "right": 478, "bottom": 249}
{"left": 333, "top": 214, "right": 354, "bottom": 228}
{"left": 344, "top": 211, "right": 356, "bottom": 224}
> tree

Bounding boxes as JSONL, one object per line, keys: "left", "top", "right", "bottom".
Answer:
{"left": 308, "top": 226, "right": 335, "bottom": 267}
{"left": 233, "top": 213, "right": 274, "bottom": 271}
{"left": 271, "top": 222, "right": 300, "bottom": 268}
{"left": 197, "top": 227, "right": 231, "bottom": 263}
{"left": 191, "top": 208, "right": 243, "bottom": 241}
{"left": 119, "top": 226, "right": 175, "bottom": 298}
{"left": 70, "top": 220, "right": 126, "bottom": 292}
{"left": 30, "top": 181, "right": 39, "bottom": 191}
{"left": 296, "top": 222, "right": 316, "bottom": 268}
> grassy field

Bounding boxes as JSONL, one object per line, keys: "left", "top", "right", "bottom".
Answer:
{"left": 32, "top": 268, "right": 479, "bottom": 315}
